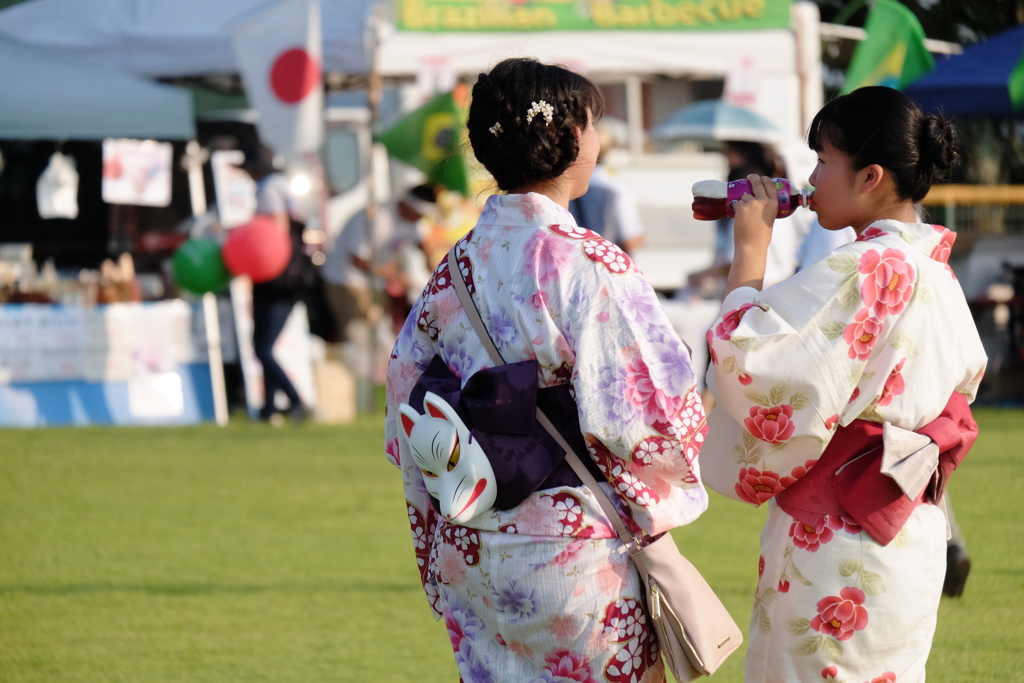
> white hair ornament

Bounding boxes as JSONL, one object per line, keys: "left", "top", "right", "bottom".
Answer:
{"left": 489, "top": 122, "right": 503, "bottom": 136}
{"left": 526, "top": 100, "right": 555, "bottom": 126}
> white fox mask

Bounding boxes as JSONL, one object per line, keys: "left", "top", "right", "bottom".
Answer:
{"left": 398, "top": 392, "right": 497, "bottom": 525}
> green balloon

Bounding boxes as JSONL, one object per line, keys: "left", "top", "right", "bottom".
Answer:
{"left": 173, "top": 239, "right": 231, "bottom": 294}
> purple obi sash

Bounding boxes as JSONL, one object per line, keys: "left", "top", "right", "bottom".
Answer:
{"left": 408, "top": 354, "right": 603, "bottom": 510}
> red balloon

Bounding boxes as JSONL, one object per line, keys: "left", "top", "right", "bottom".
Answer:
{"left": 222, "top": 215, "right": 292, "bottom": 283}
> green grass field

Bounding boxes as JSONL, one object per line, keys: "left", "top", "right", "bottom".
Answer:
{"left": 1, "top": 409, "right": 1022, "bottom": 682}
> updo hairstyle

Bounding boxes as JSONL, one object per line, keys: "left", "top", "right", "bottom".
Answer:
{"left": 468, "top": 58, "right": 605, "bottom": 192}
{"left": 808, "top": 86, "right": 958, "bottom": 203}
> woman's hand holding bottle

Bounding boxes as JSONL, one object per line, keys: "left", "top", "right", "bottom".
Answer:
{"left": 725, "top": 174, "right": 777, "bottom": 295}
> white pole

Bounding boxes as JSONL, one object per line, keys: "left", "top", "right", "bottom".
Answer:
{"left": 203, "top": 291, "right": 230, "bottom": 427}
{"left": 625, "top": 75, "right": 645, "bottom": 158}
{"left": 185, "top": 141, "right": 228, "bottom": 427}
{"left": 184, "top": 140, "right": 208, "bottom": 219}
{"left": 793, "top": 2, "right": 824, "bottom": 136}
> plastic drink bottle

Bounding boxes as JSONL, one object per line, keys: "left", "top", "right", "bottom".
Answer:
{"left": 691, "top": 178, "right": 813, "bottom": 220}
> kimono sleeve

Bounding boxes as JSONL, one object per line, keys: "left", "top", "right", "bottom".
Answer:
{"left": 384, "top": 295, "right": 442, "bottom": 618}
{"left": 565, "top": 260, "right": 709, "bottom": 535}
{"left": 703, "top": 241, "right": 916, "bottom": 506}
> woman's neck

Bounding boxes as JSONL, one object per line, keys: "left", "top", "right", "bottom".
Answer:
{"left": 513, "top": 178, "right": 573, "bottom": 209}
{"left": 852, "top": 201, "right": 919, "bottom": 234}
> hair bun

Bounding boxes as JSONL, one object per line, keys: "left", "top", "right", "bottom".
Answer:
{"left": 919, "top": 113, "right": 958, "bottom": 176}
{"left": 467, "top": 58, "right": 604, "bottom": 192}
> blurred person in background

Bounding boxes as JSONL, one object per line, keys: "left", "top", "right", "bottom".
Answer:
{"left": 321, "top": 185, "right": 438, "bottom": 342}
{"left": 375, "top": 185, "right": 439, "bottom": 333}
{"left": 568, "top": 121, "right": 645, "bottom": 254}
{"left": 236, "top": 142, "right": 312, "bottom": 424}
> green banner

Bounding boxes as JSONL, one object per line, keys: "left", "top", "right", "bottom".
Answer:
{"left": 398, "top": 0, "right": 792, "bottom": 32}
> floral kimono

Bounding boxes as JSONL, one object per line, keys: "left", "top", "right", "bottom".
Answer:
{"left": 385, "top": 192, "right": 708, "bottom": 683}
{"left": 702, "top": 220, "right": 987, "bottom": 683}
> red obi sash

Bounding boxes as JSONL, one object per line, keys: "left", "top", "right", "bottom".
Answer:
{"left": 775, "top": 392, "right": 978, "bottom": 546}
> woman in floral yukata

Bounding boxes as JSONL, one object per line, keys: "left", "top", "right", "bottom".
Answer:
{"left": 385, "top": 58, "right": 709, "bottom": 683}
{"left": 702, "top": 86, "right": 987, "bottom": 683}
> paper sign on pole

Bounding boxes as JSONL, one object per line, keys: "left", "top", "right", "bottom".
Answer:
{"left": 210, "top": 150, "right": 257, "bottom": 228}
{"left": 101, "top": 139, "right": 173, "bottom": 207}
{"left": 230, "top": 0, "right": 323, "bottom": 159}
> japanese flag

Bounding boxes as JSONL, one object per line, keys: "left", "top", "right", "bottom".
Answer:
{"left": 230, "top": 0, "right": 323, "bottom": 158}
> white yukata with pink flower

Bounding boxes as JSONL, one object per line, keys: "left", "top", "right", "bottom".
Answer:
{"left": 701, "top": 220, "right": 987, "bottom": 683}
{"left": 385, "top": 192, "right": 708, "bottom": 683}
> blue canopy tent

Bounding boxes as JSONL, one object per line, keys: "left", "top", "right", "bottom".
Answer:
{"left": 904, "top": 25, "right": 1024, "bottom": 117}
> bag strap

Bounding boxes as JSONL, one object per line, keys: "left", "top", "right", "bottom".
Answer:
{"left": 446, "top": 247, "right": 642, "bottom": 552}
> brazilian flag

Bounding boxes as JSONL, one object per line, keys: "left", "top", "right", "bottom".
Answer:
{"left": 376, "top": 90, "right": 468, "bottom": 195}
{"left": 841, "top": 0, "right": 935, "bottom": 94}
{"left": 1011, "top": 48, "right": 1024, "bottom": 110}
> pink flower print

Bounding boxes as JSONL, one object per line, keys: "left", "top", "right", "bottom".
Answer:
{"left": 822, "top": 666, "right": 840, "bottom": 681}
{"left": 477, "top": 236, "right": 495, "bottom": 264}
{"left": 744, "top": 404, "right": 796, "bottom": 444}
{"left": 623, "top": 355, "right": 684, "bottom": 426}
{"left": 428, "top": 261, "right": 453, "bottom": 294}
{"left": 495, "top": 633, "right": 507, "bottom": 646}
{"left": 551, "top": 538, "right": 587, "bottom": 567}
{"left": 602, "top": 597, "right": 647, "bottom": 642}
{"left": 707, "top": 329, "right": 719, "bottom": 365}
{"left": 789, "top": 515, "right": 835, "bottom": 552}
{"left": 511, "top": 495, "right": 550, "bottom": 531}
{"left": 550, "top": 492, "right": 585, "bottom": 535}
{"left": 524, "top": 230, "right": 577, "bottom": 285}
{"left": 736, "top": 467, "right": 787, "bottom": 505}
{"left": 778, "top": 578, "right": 790, "bottom": 593}
{"left": 715, "top": 303, "right": 755, "bottom": 340}
{"left": 548, "top": 614, "right": 578, "bottom": 643}
{"left": 781, "top": 459, "right": 817, "bottom": 487}
{"left": 849, "top": 387, "right": 861, "bottom": 403}
{"left": 930, "top": 227, "right": 956, "bottom": 264}
{"left": 878, "top": 359, "right": 906, "bottom": 407}
{"left": 811, "top": 587, "right": 869, "bottom": 641}
{"left": 859, "top": 248, "right": 915, "bottom": 317}
{"left": 518, "top": 194, "right": 548, "bottom": 221}
{"left": 631, "top": 437, "right": 661, "bottom": 466}
{"left": 416, "top": 306, "right": 439, "bottom": 341}
{"left": 836, "top": 514, "right": 863, "bottom": 535}
{"left": 456, "top": 255, "right": 475, "bottom": 294}
{"left": 433, "top": 288, "right": 463, "bottom": 327}
{"left": 825, "top": 414, "right": 840, "bottom": 430}
{"left": 739, "top": 372, "right": 753, "bottom": 385}
{"left": 529, "top": 290, "right": 549, "bottom": 311}
{"left": 543, "top": 648, "right": 597, "bottom": 683}
{"left": 582, "top": 238, "right": 632, "bottom": 274}
{"left": 384, "top": 437, "right": 401, "bottom": 467}
{"left": 549, "top": 223, "right": 594, "bottom": 240}
{"left": 435, "top": 543, "right": 468, "bottom": 585}
{"left": 855, "top": 226, "right": 886, "bottom": 242}
{"left": 866, "top": 673, "right": 897, "bottom": 683}
{"left": 439, "top": 525, "right": 481, "bottom": 566}
{"left": 604, "top": 634, "right": 653, "bottom": 683}
{"left": 843, "top": 308, "right": 883, "bottom": 361}
{"left": 758, "top": 555, "right": 766, "bottom": 579}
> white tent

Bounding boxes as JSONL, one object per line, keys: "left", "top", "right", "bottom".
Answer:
{"left": 0, "top": 0, "right": 373, "bottom": 77}
{"left": 0, "top": 38, "right": 195, "bottom": 139}
{"left": 380, "top": 29, "right": 804, "bottom": 141}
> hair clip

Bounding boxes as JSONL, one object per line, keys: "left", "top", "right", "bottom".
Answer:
{"left": 489, "top": 122, "right": 503, "bottom": 136}
{"left": 526, "top": 100, "right": 554, "bottom": 126}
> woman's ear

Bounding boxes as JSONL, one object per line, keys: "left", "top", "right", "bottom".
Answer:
{"left": 572, "top": 126, "right": 582, "bottom": 142}
{"left": 857, "top": 164, "right": 886, "bottom": 195}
